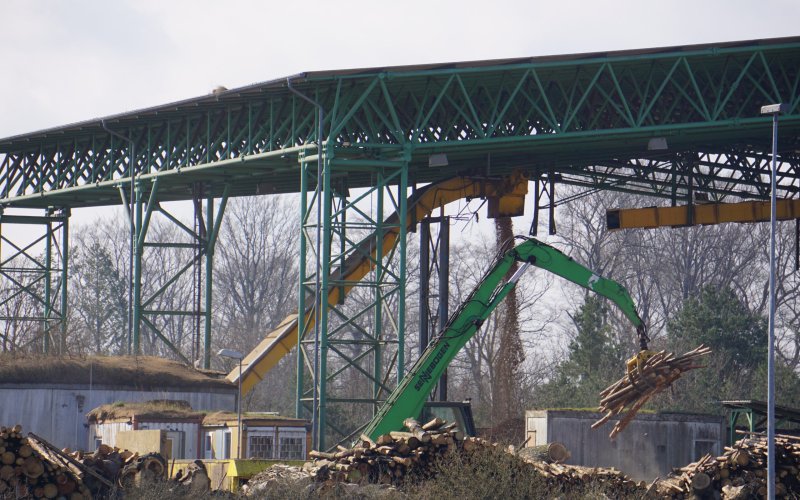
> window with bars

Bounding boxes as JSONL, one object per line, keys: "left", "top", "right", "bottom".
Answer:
{"left": 248, "top": 435, "right": 274, "bottom": 459}
{"left": 279, "top": 437, "right": 304, "bottom": 460}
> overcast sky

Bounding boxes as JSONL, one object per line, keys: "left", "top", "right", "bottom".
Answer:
{"left": 0, "top": 0, "right": 797, "bottom": 251}
{"left": 2, "top": 0, "right": 798, "bottom": 139}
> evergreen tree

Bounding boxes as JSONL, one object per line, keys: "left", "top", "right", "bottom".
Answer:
{"left": 657, "top": 286, "right": 800, "bottom": 414}
{"left": 72, "top": 241, "right": 128, "bottom": 353}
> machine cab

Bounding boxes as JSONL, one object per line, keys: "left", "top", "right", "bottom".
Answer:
{"left": 420, "top": 401, "right": 477, "bottom": 437}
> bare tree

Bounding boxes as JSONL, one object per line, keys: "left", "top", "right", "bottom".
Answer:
{"left": 213, "top": 194, "right": 300, "bottom": 414}
{"left": 556, "top": 188, "right": 767, "bottom": 349}
{"left": 491, "top": 217, "right": 524, "bottom": 424}
{"left": 70, "top": 231, "right": 128, "bottom": 354}
{"left": 445, "top": 236, "right": 555, "bottom": 427}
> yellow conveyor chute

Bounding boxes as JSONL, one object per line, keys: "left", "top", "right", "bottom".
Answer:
{"left": 227, "top": 173, "right": 528, "bottom": 395}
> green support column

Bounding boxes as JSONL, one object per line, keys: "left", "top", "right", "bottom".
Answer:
{"left": 59, "top": 209, "right": 69, "bottom": 354}
{"left": 373, "top": 176, "right": 384, "bottom": 414}
{"left": 318, "top": 144, "right": 333, "bottom": 451}
{"left": 296, "top": 154, "right": 309, "bottom": 420}
{"left": 204, "top": 196, "right": 214, "bottom": 369}
{"left": 297, "top": 148, "right": 410, "bottom": 449}
{"left": 396, "top": 164, "right": 408, "bottom": 381}
{"left": 130, "top": 178, "right": 226, "bottom": 364}
{"left": 0, "top": 210, "right": 69, "bottom": 353}
{"left": 43, "top": 216, "right": 52, "bottom": 353}
{"left": 203, "top": 189, "right": 229, "bottom": 369}
{"left": 132, "top": 182, "right": 144, "bottom": 354}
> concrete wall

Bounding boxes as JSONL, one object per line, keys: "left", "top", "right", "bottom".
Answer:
{"left": 0, "top": 384, "right": 235, "bottom": 451}
{"left": 525, "top": 410, "right": 725, "bottom": 481}
{"left": 115, "top": 429, "right": 167, "bottom": 456}
{"left": 136, "top": 422, "right": 200, "bottom": 459}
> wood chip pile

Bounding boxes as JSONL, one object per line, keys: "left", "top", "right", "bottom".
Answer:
{"left": 593, "top": 345, "right": 712, "bottom": 438}
{"left": 656, "top": 434, "right": 800, "bottom": 498}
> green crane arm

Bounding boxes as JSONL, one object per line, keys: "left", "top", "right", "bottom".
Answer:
{"left": 363, "top": 236, "right": 644, "bottom": 440}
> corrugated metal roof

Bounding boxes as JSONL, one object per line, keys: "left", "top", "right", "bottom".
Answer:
{"left": 2, "top": 35, "right": 798, "bottom": 146}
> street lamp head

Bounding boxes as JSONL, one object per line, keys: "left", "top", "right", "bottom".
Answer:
{"left": 217, "top": 348, "right": 244, "bottom": 360}
{"left": 760, "top": 103, "right": 789, "bottom": 115}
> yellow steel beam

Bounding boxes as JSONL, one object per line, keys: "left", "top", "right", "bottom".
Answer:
{"left": 607, "top": 199, "right": 800, "bottom": 230}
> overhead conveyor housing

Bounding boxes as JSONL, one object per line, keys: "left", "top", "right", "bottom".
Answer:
{"left": 607, "top": 199, "right": 800, "bottom": 230}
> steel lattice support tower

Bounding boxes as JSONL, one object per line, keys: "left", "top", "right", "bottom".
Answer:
{"left": 127, "top": 178, "right": 229, "bottom": 366}
{"left": 297, "top": 140, "right": 409, "bottom": 449}
{"left": 0, "top": 209, "right": 69, "bottom": 353}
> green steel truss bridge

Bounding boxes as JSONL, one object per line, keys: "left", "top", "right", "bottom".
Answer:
{"left": 1, "top": 36, "right": 799, "bottom": 447}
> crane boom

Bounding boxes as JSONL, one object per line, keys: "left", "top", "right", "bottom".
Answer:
{"left": 363, "top": 236, "right": 644, "bottom": 440}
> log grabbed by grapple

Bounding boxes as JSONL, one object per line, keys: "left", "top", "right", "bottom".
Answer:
{"left": 592, "top": 344, "right": 712, "bottom": 438}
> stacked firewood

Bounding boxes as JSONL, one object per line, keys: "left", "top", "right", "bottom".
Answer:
{"left": 302, "top": 417, "right": 648, "bottom": 497}
{"left": 0, "top": 425, "right": 174, "bottom": 499}
{"left": 30, "top": 433, "right": 167, "bottom": 497}
{"left": 657, "top": 435, "right": 800, "bottom": 498}
{"left": 520, "top": 459, "right": 646, "bottom": 496}
{"left": 0, "top": 425, "right": 90, "bottom": 499}
{"left": 593, "top": 345, "right": 712, "bottom": 438}
{"left": 305, "top": 417, "right": 468, "bottom": 484}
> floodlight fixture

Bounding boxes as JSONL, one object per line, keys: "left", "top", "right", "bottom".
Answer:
{"left": 760, "top": 103, "right": 788, "bottom": 115}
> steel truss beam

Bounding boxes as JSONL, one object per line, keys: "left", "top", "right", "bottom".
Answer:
{"left": 1, "top": 39, "right": 798, "bottom": 208}
{"left": 0, "top": 209, "right": 68, "bottom": 352}
{"left": 298, "top": 144, "right": 408, "bottom": 450}
{"left": 129, "top": 180, "right": 229, "bottom": 367}
{"left": 556, "top": 152, "right": 797, "bottom": 203}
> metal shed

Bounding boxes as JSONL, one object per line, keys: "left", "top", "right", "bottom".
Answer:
{"left": 87, "top": 400, "right": 205, "bottom": 459}
{"left": 201, "top": 412, "right": 310, "bottom": 461}
{"left": 525, "top": 409, "right": 725, "bottom": 481}
{"left": 0, "top": 356, "right": 236, "bottom": 451}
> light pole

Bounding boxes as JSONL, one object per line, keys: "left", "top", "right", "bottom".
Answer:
{"left": 218, "top": 348, "right": 244, "bottom": 459}
{"left": 760, "top": 102, "right": 787, "bottom": 500}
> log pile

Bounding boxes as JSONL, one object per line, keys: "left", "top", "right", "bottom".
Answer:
{"left": 305, "top": 417, "right": 468, "bottom": 484}
{"left": 0, "top": 425, "right": 175, "bottom": 499}
{"left": 518, "top": 458, "right": 646, "bottom": 497}
{"left": 516, "top": 442, "right": 571, "bottom": 463}
{"left": 31, "top": 433, "right": 167, "bottom": 497}
{"left": 593, "top": 345, "right": 712, "bottom": 438}
{"left": 299, "top": 417, "right": 647, "bottom": 497}
{"left": 656, "top": 435, "right": 800, "bottom": 498}
{"left": 0, "top": 425, "right": 90, "bottom": 499}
